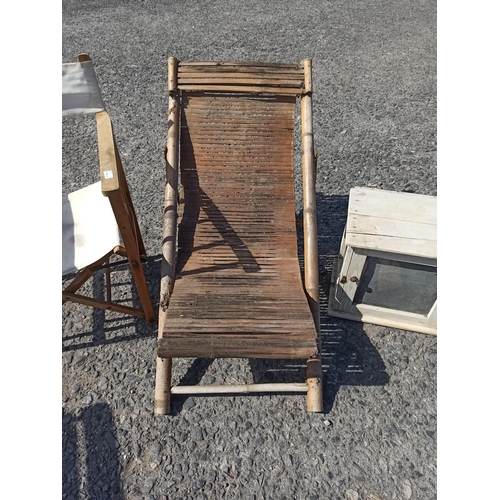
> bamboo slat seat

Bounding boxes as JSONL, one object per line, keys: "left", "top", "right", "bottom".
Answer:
{"left": 155, "top": 59, "right": 322, "bottom": 413}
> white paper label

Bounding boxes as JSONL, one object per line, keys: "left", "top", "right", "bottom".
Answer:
{"left": 103, "top": 170, "right": 114, "bottom": 179}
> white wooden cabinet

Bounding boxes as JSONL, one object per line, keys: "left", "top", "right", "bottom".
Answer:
{"left": 328, "top": 187, "right": 437, "bottom": 335}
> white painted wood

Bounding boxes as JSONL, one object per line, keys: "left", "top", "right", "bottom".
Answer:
{"left": 331, "top": 302, "right": 437, "bottom": 335}
{"left": 329, "top": 246, "right": 350, "bottom": 312}
{"left": 347, "top": 213, "right": 436, "bottom": 243}
{"left": 328, "top": 187, "right": 438, "bottom": 334}
{"left": 340, "top": 248, "right": 367, "bottom": 310}
{"left": 346, "top": 233, "right": 436, "bottom": 259}
{"left": 344, "top": 187, "right": 437, "bottom": 259}
{"left": 348, "top": 186, "right": 437, "bottom": 225}
{"left": 356, "top": 248, "right": 436, "bottom": 267}
{"left": 427, "top": 301, "right": 437, "bottom": 328}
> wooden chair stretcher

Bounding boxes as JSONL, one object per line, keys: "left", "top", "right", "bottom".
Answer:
{"left": 154, "top": 58, "right": 322, "bottom": 413}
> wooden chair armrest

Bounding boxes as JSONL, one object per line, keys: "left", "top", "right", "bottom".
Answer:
{"left": 96, "top": 110, "right": 121, "bottom": 196}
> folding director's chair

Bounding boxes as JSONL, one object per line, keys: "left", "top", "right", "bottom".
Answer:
{"left": 62, "top": 54, "right": 155, "bottom": 324}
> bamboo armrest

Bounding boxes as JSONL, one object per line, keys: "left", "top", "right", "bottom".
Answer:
{"left": 96, "top": 110, "right": 121, "bottom": 196}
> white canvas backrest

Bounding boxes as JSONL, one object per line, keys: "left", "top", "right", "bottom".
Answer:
{"left": 62, "top": 60, "right": 105, "bottom": 117}
{"left": 62, "top": 56, "right": 121, "bottom": 275}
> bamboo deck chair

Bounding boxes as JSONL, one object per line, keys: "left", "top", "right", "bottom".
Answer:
{"left": 155, "top": 58, "right": 322, "bottom": 413}
{"left": 62, "top": 54, "right": 156, "bottom": 324}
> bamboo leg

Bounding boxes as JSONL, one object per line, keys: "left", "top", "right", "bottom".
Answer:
{"left": 154, "top": 56, "right": 179, "bottom": 416}
{"left": 306, "top": 357, "right": 323, "bottom": 412}
{"left": 154, "top": 355, "right": 172, "bottom": 414}
{"left": 301, "top": 59, "right": 323, "bottom": 413}
{"left": 301, "top": 58, "right": 320, "bottom": 332}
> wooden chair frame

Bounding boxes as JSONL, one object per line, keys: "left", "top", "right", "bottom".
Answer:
{"left": 154, "top": 58, "right": 322, "bottom": 413}
{"left": 62, "top": 54, "right": 156, "bottom": 325}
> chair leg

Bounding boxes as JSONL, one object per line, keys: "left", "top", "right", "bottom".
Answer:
{"left": 127, "top": 257, "right": 156, "bottom": 324}
{"left": 154, "top": 357, "right": 172, "bottom": 415}
{"left": 105, "top": 257, "right": 112, "bottom": 303}
{"left": 306, "top": 357, "right": 323, "bottom": 412}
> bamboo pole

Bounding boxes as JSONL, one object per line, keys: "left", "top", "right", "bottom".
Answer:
{"left": 306, "top": 358, "right": 323, "bottom": 411}
{"left": 171, "top": 383, "right": 308, "bottom": 395}
{"left": 154, "top": 57, "right": 180, "bottom": 415}
{"left": 301, "top": 58, "right": 323, "bottom": 413}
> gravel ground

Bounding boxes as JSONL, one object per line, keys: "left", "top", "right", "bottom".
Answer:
{"left": 62, "top": 1, "right": 437, "bottom": 498}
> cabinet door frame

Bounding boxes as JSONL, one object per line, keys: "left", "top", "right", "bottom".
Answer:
{"left": 329, "top": 246, "right": 437, "bottom": 336}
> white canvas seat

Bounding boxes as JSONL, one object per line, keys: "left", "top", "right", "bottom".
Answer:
{"left": 62, "top": 182, "right": 122, "bottom": 276}
{"left": 62, "top": 53, "right": 155, "bottom": 324}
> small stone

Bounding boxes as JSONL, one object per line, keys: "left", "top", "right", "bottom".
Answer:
{"left": 97, "top": 377, "right": 109, "bottom": 390}
{"left": 402, "top": 479, "right": 412, "bottom": 499}
{"left": 193, "top": 427, "right": 203, "bottom": 441}
{"left": 324, "top": 420, "right": 331, "bottom": 426}
{"left": 192, "top": 479, "right": 206, "bottom": 490}
{"left": 144, "top": 478, "right": 155, "bottom": 493}
{"left": 62, "top": 352, "right": 73, "bottom": 366}
{"left": 73, "top": 354, "right": 85, "bottom": 366}
{"left": 184, "top": 397, "right": 195, "bottom": 410}
{"left": 82, "top": 394, "right": 93, "bottom": 405}
{"left": 150, "top": 442, "right": 161, "bottom": 457}
{"left": 105, "top": 431, "right": 119, "bottom": 449}
{"left": 346, "top": 489, "right": 359, "bottom": 500}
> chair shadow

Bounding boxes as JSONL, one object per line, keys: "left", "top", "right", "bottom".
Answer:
{"left": 62, "top": 254, "right": 161, "bottom": 352}
{"left": 63, "top": 402, "right": 124, "bottom": 499}
{"left": 173, "top": 116, "right": 261, "bottom": 279}
{"left": 171, "top": 193, "right": 389, "bottom": 414}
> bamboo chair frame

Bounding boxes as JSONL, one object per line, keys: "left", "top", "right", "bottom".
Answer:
{"left": 62, "top": 54, "right": 156, "bottom": 325}
{"left": 154, "top": 58, "right": 322, "bottom": 413}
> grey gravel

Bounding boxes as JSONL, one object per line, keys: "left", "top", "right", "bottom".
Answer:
{"left": 62, "top": 1, "right": 437, "bottom": 499}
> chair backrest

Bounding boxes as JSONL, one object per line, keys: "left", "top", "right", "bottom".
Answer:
{"left": 175, "top": 61, "right": 306, "bottom": 95}
{"left": 62, "top": 54, "right": 105, "bottom": 117}
{"left": 62, "top": 53, "right": 146, "bottom": 262}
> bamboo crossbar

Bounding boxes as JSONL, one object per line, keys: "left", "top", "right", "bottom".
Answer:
{"left": 177, "top": 85, "right": 303, "bottom": 95}
{"left": 178, "top": 61, "right": 301, "bottom": 68}
{"left": 171, "top": 383, "right": 308, "bottom": 395}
